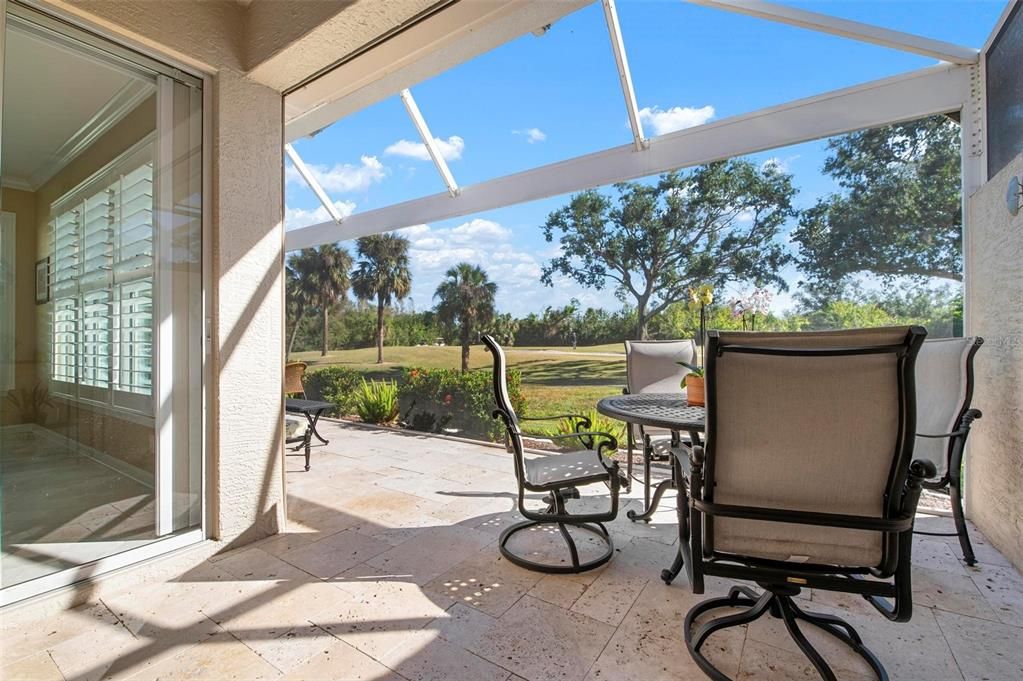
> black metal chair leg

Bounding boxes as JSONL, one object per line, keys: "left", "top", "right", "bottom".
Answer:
{"left": 777, "top": 597, "right": 839, "bottom": 681}
{"left": 557, "top": 522, "right": 581, "bottom": 570}
{"left": 950, "top": 477, "right": 976, "bottom": 566}
{"left": 498, "top": 520, "right": 613, "bottom": 574}
{"left": 643, "top": 434, "right": 652, "bottom": 510}
{"left": 684, "top": 589, "right": 889, "bottom": 681}
{"left": 687, "top": 590, "right": 772, "bottom": 649}
{"left": 627, "top": 478, "right": 675, "bottom": 522}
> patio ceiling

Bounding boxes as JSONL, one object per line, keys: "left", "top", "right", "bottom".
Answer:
{"left": 282, "top": 0, "right": 984, "bottom": 253}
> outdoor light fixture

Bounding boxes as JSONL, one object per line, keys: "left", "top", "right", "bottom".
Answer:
{"left": 1008, "top": 175, "right": 1022, "bottom": 217}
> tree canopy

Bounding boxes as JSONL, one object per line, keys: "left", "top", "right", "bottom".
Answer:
{"left": 352, "top": 233, "right": 412, "bottom": 364}
{"left": 792, "top": 115, "right": 962, "bottom": 303}
{"left": 434, "top": 263, "right": 498, "bottom": 371}
{"left": 289, "top": 245, "right": 352, "bottom": 356}
{"left": 541, "top": 161, "right": 796, "bottom": 339}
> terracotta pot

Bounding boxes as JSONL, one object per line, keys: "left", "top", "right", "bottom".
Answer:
{"left": 685, "top": 374, "right": 705, "bottom": 407}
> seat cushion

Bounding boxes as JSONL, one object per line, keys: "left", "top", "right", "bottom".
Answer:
{"left": 524, "top": 450, "right": 611, "bottom": 489}
{"left": 285, "top": 416, "right": 308, "bottom": 441}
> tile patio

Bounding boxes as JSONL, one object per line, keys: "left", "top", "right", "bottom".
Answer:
{"left": 3, "top": 420, "right": 1022, "bottom": 680}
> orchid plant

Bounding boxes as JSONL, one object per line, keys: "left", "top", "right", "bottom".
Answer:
{"left": 730, "top": 288, "right": 773, "bottom": 331}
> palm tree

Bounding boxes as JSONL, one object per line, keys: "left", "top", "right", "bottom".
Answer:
{"left": 285, "top": 261, "right": 312, "bottom": 356}
{"left": 434, "top": 263, "right": 498, "bottom": 372}
{"left": 289, "top": 245, "right": 352, "bottom": 356}
{"left": 351, "top": 233, "right": 412, "bottom": 364}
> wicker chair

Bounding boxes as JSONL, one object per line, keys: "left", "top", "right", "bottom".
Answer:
{"left": 484, "top": 334, "right": 626, "bottom": 573}
{"left": 285, "top": 361, "right": 307, "bottom": 398}
{"left": 623, "top": 339, "right": 697, "bottom": 519}
{"left": 913, "top": 336, "right": 984, "bottom": 565}
{"left": 669, "top": 327, "right": 932, "bottom": 681}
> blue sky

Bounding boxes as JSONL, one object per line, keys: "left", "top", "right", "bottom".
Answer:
{"left": 285, "top": 0, "right": 1004, "bottom": 316}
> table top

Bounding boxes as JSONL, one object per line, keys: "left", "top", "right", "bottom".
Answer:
{"left": 596, "top": 393, "right": 705, "bottom": 432}
{"left": 286, "top": 398, "right": 333, "bottom": 412}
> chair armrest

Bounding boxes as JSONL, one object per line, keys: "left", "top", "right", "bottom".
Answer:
{"left": 520, "top": 414, "right": 592, "bottom": 424}
{"left": 917, "top": 430, "right": 967, "bottom": 439}
{"left": 918, "top": 408, "right": 982, "bottom": 440}
{"left": 545, "top": 430, "right": 618, "bottom": 452}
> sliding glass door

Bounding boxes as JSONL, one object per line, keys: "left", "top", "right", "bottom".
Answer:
{"left": 0, "top": 2, "right": 203, "bottom": 602}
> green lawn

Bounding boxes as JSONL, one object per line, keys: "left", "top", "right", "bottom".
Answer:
{"left": 290, "top": 344, "right": 627, "bottom": 418}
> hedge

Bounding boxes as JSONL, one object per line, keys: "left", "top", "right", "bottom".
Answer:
{"left": 398, "top": 367, "right": 526, "bottom": 441}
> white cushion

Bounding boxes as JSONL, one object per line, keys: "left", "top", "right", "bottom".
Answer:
{"left": 286, "top": 416, "right": 308, "bottom": 440}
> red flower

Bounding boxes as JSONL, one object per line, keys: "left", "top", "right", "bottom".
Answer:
{"left": 443, "top": 394, "right": 453, "bottom": 405}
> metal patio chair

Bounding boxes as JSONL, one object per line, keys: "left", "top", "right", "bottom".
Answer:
{"left": 623, "top": 339, "right": 697, "bottom": 514}
{"left": 913, "top": 336, "right": 984, "bottom": 565}
{"left": 483, "top": 334, "right": 626, "bottom": 573}
{"left": 670, "top": 327, "right": 933, "bottom": 681}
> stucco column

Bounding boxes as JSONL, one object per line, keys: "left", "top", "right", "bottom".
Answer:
{"left": 211, "top": 68, "right": 285, "bottom": 545}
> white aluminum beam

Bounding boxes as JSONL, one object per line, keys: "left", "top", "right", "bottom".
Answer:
{"left": 687, "top": 0, "right": 979, "bottom": 65}
{"left": 284, "top": 143, "right": 345, "bottom": 223}
{"left": 285, "top": 0, "right": 590, "bottom": 142}
{"left": 400, "top": 88, "right": 460, "bottom": 197}
{"left": 286, "top": 64, "right": 971, "bottom": 251}
{"left": 601, "top": 0, "right": 647, "bottom": 151}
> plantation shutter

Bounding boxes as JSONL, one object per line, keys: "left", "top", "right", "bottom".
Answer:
{"left": 114, "top": 161, "right": 155, "bottom": 408}
{"left": 49, "top": 139, "right": 155, "bottom": 412}
{"left": 51, "top": 208, "right": 81, "bottom": 391}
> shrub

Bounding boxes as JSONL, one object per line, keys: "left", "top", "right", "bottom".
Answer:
{"left": 303, "top": 366, "right": 362, "bottom": 416}
{"left": 354, "top": 379, "right": 400, "bottom": 424}
{"left": 398, "top": 367, "right": 526, "bottom": 441}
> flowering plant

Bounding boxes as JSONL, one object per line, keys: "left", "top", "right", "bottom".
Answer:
{"left": 687, "top": 283, "right": 714, "bottom": 352}
{"left": 730, "top": 288, "right": 773, "bottom": 331}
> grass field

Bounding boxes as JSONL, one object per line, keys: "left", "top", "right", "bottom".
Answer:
{"left": 289, "top": 344, "right": 627, "bottom": 417}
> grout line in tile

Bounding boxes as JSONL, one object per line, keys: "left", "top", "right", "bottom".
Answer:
{"left": 931, "top": 609, "right": 969, "bottom": 681}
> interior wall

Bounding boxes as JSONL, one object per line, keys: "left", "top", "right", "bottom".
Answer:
{"left": 965, "top": 151, "right": 1023, "bottom": 570}
{"left": 0, "top": 187, "right": 36, "bottom": 418}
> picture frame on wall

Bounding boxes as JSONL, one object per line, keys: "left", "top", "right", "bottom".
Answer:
{"left": 35, "top": 257, "right": 50, "bottom": 304}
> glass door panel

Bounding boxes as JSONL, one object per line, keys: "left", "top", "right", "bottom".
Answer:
{"left": 0, "top": 3, "right": 202, "bottom": 597}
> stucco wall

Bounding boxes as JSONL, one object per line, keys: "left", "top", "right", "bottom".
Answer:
{"left": 965, "top": 152, "right": 1023, "bottom": 570}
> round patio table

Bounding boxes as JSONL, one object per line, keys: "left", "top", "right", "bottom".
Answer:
{"left": 595, "top": 393, "right": 705, "bottom": 522}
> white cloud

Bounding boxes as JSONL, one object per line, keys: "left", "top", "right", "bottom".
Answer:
{"left": 285, "top": 156, "right": 386, "bottom": 193}
{"left": 384, "top": 135, "right": 464, "bottom": 161}
{"left": 760, "top": 154, "right": 800, "bottom": 173}
{"left": 284, "top": 200, "right": 356, "bottom": 229}
{"left": 638, "top": 105, "right": 715, "bottom": 136}
{"left": 395, "top": 219, "right": 599, "bottom": 316}
{"left": 513, "top": 127, "right": 547, "bottom": 144}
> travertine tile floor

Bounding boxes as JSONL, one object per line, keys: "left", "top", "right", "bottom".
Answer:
{"left": 3, "top": 421, "right": 1023, "bottom": 680}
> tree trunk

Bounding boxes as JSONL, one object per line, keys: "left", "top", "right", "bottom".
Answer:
{"left": 635, "top": 295, "right": 650, "bottom": 340}
{"left": 287, "top": 309, "right": 304, "bottom": 356}
{"left": 321, "top": 305, "right": 329, "bottom": 356}
{"left": 376, "top": 297, "right": 385, "bottom": 364}
{"left": 460, "top": 326, "right": 470, "bottom": 372}
{"left": 636, "top": 307, "right": 649, "bottom": 340}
